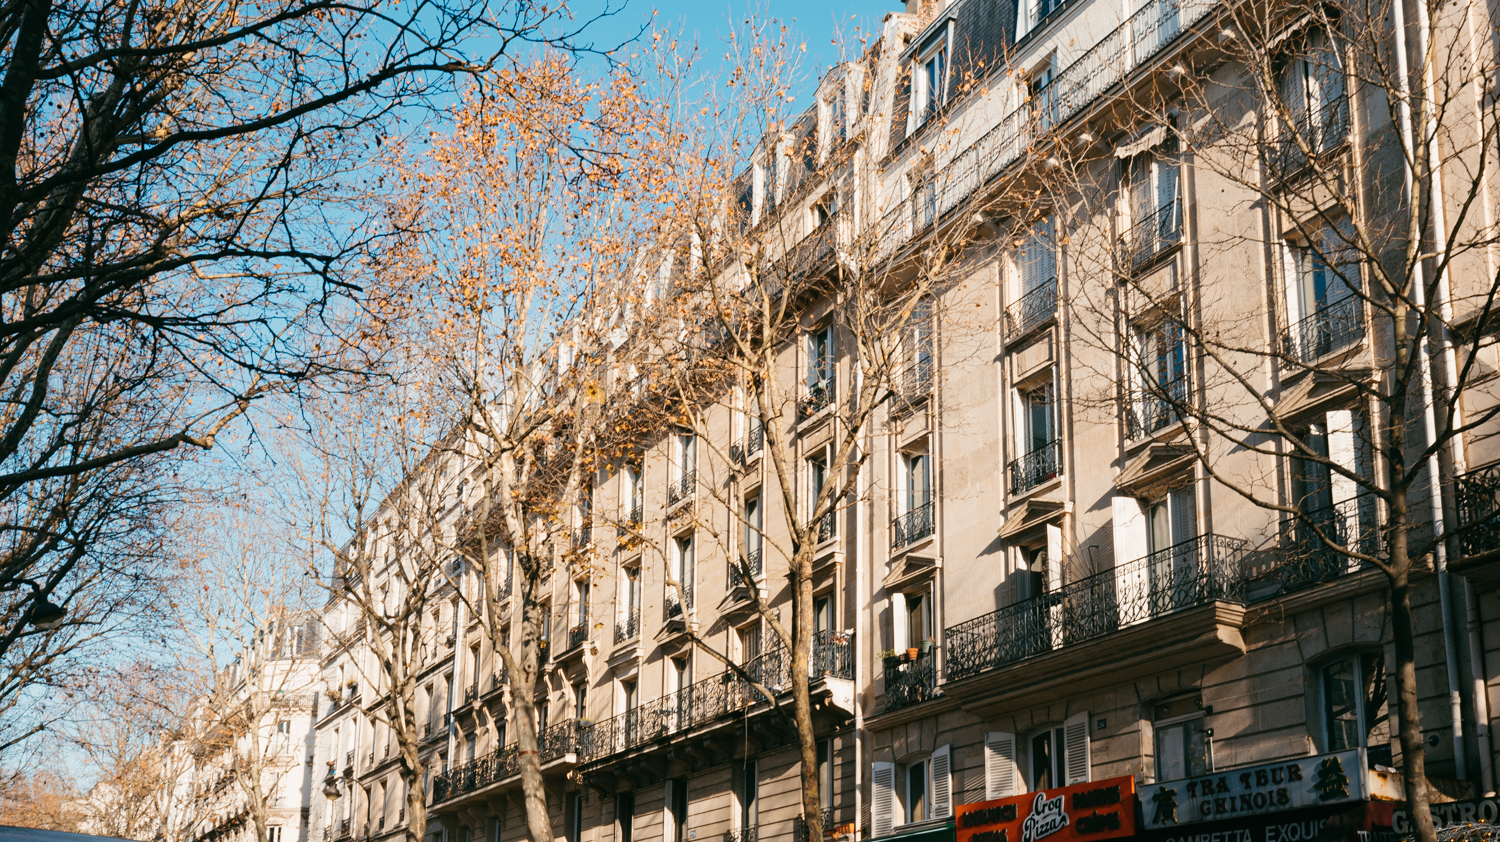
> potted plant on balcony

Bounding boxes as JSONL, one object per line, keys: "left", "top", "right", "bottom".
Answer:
{"left": 876, "top": 649, "right": 897, "bottom": 666}
{"left": 917, "top": 638, "right": 935, "bottom": 656}
{"left": 904, "top": 646, "right": 919, "bottom": 661}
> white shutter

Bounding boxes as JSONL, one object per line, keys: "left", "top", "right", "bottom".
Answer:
{"left": 984, "top": 732, "right": 1018, "bottom": 799}
{"left": 890, "top": 593, "right": 908, "bottom": 652}
{"left": 1045, "top": 525, "right": 1064, "bottom": 592}
{"left": 931, "top": 745, "right": 952, "bottom": 819}
{"left": 872, "top": 762, "right": 896, "bottom": 838}
{"left": 1112, "top": 496, "right": 1147, "bottom": 563}
{"left": 1063, "top": 712, "right": 1091, "bottom": 785}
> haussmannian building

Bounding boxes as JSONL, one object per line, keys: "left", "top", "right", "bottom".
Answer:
{"left": 308, "top": 4, "right": 1500, "bottom": 842}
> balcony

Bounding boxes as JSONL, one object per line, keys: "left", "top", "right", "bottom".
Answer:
{"left": 665, "top": 584, "right": 694, "bottom": 620}
{"left": 883, "top": 648, "right": 937, "bottom": 712}
{"left": 1248, "top": 494, "right": 1380, "bottom": 599}
{"left": 1268, "top": 95, "right": 1350, "bottom": 180}
{"left": 891, "top": 501, "right": 934, "bottom": 548}
{"left": 1127, "top": 376, "right": 1188, "bottom": 440}
{"left": 738, "top": 548, "right": 764, "bottom": 581}
{"left": 946, "top": 534, "right": 1248, "bottom": 682}
{"left": 1007, "top": 278, "right": 1058, "bottom": 338}
{"left": 732, "top": 423, "right": 765, "bottom": 464}
{"left": 628, "top": 502, "right": 643, "bottom": 526}
{"left": 668, "top": 475, "right": 695, "bottom": 506}
{"left": 1009, "top": 439, "right": 1060, "bottom": 495}
{"left": 1454, "top": 467, "right": 1500, "bottom": 586}
{"left": 814, "top": 511, "right": 836, "bottom": 544}
{"left": 1118, "top": 199, "right": 1182, "bottom": 271}
{"left": 798, "top": 373, "right": 836, "bottom": 421}
{"left": 578, "top": 632, "right": 852, "bottom": 765}
{"left": 1285, "top": 296, "right": 1364, "bottom": 364}
{"left": 432, "top": 719, "right": 587, "bottom": 804}
{"left": 566, "top": 622, "right": 589, "bottom": 652}
{"left": 726, "top": 827, "right": 759, "bottom": 842}
{"left": 894, "top": 359, "right": 933, "bottom": 405}
{"left": 614, "top": 609, "right": 640, "bottom": 643}
{"left": 877, "top": 0, "right": 1211, "bottom": 257}
{"left": 572, "top": 525, "right": 593, "bottom": 548}
{"left": 464, "top": 685, "right": 477, "bottom": 704}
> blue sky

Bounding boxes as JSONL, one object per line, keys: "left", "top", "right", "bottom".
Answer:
{"left": 577, "top": 0, "right": 890, "bottom": 97}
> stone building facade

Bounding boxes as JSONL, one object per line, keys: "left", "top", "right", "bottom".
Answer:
{"left": 308, "top": 2, "right": 1500, "bottom": 842}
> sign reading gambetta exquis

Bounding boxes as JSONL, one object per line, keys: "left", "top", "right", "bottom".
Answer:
{"left": 1139, "top": 751, "right": 1370, "bottom": 829}
{"left": 955, "top": 776, "right": 1137, "bottom": 842}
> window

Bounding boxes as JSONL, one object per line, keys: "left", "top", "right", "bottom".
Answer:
{"left": 676, "top": 431, "right": 696, "bottom": 484}
{"left": 910, "top": 172, "right": 938, "bottom": 231}
{"left": 466, "top": 734, "right": 477, "bottom": 763}
{"left": 1322, "top": 652, "right": 1392, "bottom": 767}
{"left": 824, "top": 86, "right": 847, "bottom": 146}
{"left": 1278, "top": 28, "right": 1347, "bottom": 156}
{"left": 269, "top": 829, "right": 283, "bottom": 842}
{"left": 1145, "top": 486, "right": 1199, "bottom": 609}
{"left": 1029, "top": 727, "right": 1065, "bottom": 791}
{"left": 669, "top": 535, "right": 694, "bottom": 612}
{"left": 907, "top": 299, "right": 935, "bottom": 375}
{"left": 904, "top": 758, "right": 929, "bottom": 824}
{"left": 808, "top": 327, "right": 834, "bottom": 393}
{"left": 574, "top": 681, "right": 588, "bottom": 721}
{"left": 627, "top": 463, "right": 644, "bottom": 522}
{"left": 742, "top": 495, "right": 763, "bottom": 577}
{"left": 668, "top": 778, "right": 689, "bottom": 842}
{"left": 739, "top": 623, "right": 762, "bottom": 674}
{"left": 761, "top": 143, "right": 782, "bottom": 211}
{"left": 470, "top": 645, "right": 481, "bottom": 694}
{"left": 618, "top": 793, "right": 635, "bottom": 842}
{"left": 576, "top": 580, "right": 590, "bottom": 628}
{"left": 623, "top": 565, "right": 641, "bottom": 620}
{"left": 903, "top": 449, "right": 931, "bottom": 515}
{"left": 906, "top": 592, "right": 932, "bottom": 651}
{"left": 1153, "top": 696, "right": 1212, "bottom": 781}
{"left": 913, "top": 37, "right": 949, "bottom": 127}
{"left": 739, "top": 759, "right": 759, "bottom": 830}
{"left": 817, "top": 740, "right": 834, "bottom": 811}
{"left": 1123, "top": 141, "right": 1181, "bottom": 267}
{"left": 1286, "top": 224, "right": 1362, "bottom": 362}
{"left": 815, "top": 595, "right": 834, "bottom": 636}
{"left": 1027, "top": 64, "right": 1057, "bottom": 131}
{"left": 809, "top": 449, "right": 835, "bottom": 541}
{"left": 566, "top": 792, "right": 584, "bottom": 842}
{"left": 1290, "top": 409, "right": 1376, "bottom": 565}
{"left": 1130, "top": 320, "right": 1187, "bottom": 439}
{"left": 1018, "top": 382, "right": 1056, "bottom": 467}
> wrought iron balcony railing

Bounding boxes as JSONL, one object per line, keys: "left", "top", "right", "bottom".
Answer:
{"left": 487, "top": 666, "right": 509, "bottom": 695}
{"left": 798, "top": 373, "right": 836, "bottom": 421}
{"left": 615, "top": 609, "right": 640, "bottom": 642}
{"left": 895, "top": 359, "right": 934, "bottom": 403}
{"left": 499, "top": 573, "right": 513, "bottom": 598}
{"left": 814, "top": 511, "right": 836, "bottom": 543}
{"left": 567, "top": 623, "right": 588, "bottom": 651}
{"left": 1007, "top": 278, "right": 1058, "bottom": 337}
{"left": 732, "top": 422, "right": 765, "bottom": 464}
{"left": 892, "top": 501, "right": 935, "bottom": 548}
{"left": 665, "top": 584, "right": 694, "bottom": 619}
{"left": 1285, "top": 296, "right": 1364, "bottom": 363}
{"left": 464, "top": 685, "right": 477, "bottom": 704}
{"left": 883, "top": 648, "right": 937, "bottom": 712}
{"left": 432, "top": 719, "right": 588, "bottom": 803}
{"left": 628, "top": 502, "right": 643, "bottom": 526}
{"left": 1456, "top": 466, "right": 1500, "bottom": 559}
{"left": 668, "top": 475, "right": 695, "bottom": 506}
{"left": 1126, "top": 376, "right": 1188, "bottom": 440}
{"left": 726, "top": 826, "right": 759, "bottom": 842}
{"left": 572, "top": 525, "right": 592, "bottom": 548}
{"left": 577, "top": 632, "right": 852, "bottom": 763}
{"left": 737, "top": 548, "right": 764, "bottom": 582}
{"left": 1009, "top": 439, "right": 1060, "bottom": 495}
{"left": 946, "top": 533, "right": 1248, "bottom": 681}
{"left": 1250, "top": 494, "right": 1381, "bottom": 598}
{"left": 1118, "top": 199, "right": 1183, "bottom": 270}
{"left": 1268, "top": 95, "right": 1351, "bottom": 179}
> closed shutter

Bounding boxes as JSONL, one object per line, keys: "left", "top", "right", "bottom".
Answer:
{"left": 931, "top": 745, "right": 952, "bottom": 819}
{"left": 1063, "top": 712, "right": 1091, "bottom": 784}
{"left": 872, "top": 762, "right": 896, "bottom": 838}
{"left": 984, "top": 732, "right": 1018, "bottom": 799}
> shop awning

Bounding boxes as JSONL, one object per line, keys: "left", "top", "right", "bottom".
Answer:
{"left": 868, "top": 821, "right": 955, "bottom": 842}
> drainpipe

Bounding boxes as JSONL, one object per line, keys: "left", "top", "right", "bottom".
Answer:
{"left": 1391, "top": 0, "right": 1470, "bottom": 781}
{"left": 854, "top": 358, "right": 869, "bottom": 839}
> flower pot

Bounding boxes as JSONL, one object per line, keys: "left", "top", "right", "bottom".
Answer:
{"left": 918, "top": 639, "right": 935, "bottom": 656}
{"left": 905, "top": 647, "right": 920, "bottom": 660}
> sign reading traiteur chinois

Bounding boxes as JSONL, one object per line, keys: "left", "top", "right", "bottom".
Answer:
{"left": 1138, "top": 750, "right": 1371, "bottom": 830}
{"left": 955, "top": 776, "right": 1138, "bottom": 842}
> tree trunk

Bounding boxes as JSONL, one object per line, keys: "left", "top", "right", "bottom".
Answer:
{"left": 792, "top": 555, "right": 823, "bottom": 842}
{"left": 517, "top": 690, "right": 551, "bottom": 842}
{"left": 1388, "top": 496, "right": 1438, "bottom": 842}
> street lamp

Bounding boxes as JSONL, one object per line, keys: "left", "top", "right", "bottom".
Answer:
{"left": 322, "top": 761, "right": 343, "bottom": 800}
{"left": 28, "top": 597, "right": 65, "bottom": 631}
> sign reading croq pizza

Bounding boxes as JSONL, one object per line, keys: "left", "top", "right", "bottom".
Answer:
{"left": 1138, "top": 750, "right": 1370, "bottom": 830}
{"left": 955, "top": 776, "right": 1137, "bottom": 842}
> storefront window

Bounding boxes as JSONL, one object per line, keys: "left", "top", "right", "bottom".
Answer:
{"left": 1322, "top": 652, "right": 1392, "bottom": 766}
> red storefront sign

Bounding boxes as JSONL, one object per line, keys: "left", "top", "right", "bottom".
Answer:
{"left": 955, "top": 776, "right": 1138, "bottom": 842}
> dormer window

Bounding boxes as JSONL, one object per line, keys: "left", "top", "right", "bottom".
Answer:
{"left": 912, "top": 35, "right": 949, "bottom": 131}
{"left": 823, "top": 86, "right": 847, "bottom": 149}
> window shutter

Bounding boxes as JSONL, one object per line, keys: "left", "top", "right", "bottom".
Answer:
{"left": 1063, "top": 712, "right": 1091, "bottom": 784}
{"left": 931, "top": 745, "right": 952, "bottom": 819}
{"left": 984, "top": 732, "right": 1018, "bottom": 799}
{"left": 872, "top": 762, "right": 896, "bottom": 837}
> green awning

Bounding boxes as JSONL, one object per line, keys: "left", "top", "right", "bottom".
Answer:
{"left": 867, "top": 823, "right": 955, "bottom": 842}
